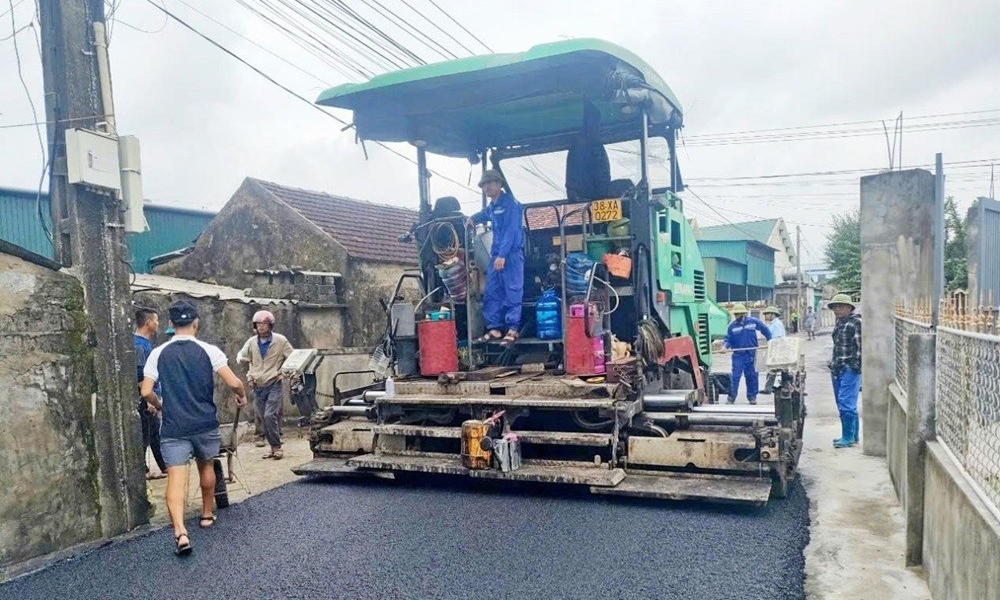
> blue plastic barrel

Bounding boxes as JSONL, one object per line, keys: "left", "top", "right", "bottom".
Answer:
{"left": 536, "top": 288, "right": 562, "bottom": 340}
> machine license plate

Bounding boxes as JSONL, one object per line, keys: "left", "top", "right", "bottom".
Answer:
{"left": 590, "top": 199, "right": 622, "bottom": 223}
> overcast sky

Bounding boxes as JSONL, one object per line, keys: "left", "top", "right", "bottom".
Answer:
{"left": 2, "top": 0, "right": 999, "bottom": 266}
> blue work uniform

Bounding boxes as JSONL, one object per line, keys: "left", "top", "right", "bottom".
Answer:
{"left": 472, "top": 191, "right": 525, "bottom": 332}
{"left": 724, "top": 316, "right": 772, "bottom": 402}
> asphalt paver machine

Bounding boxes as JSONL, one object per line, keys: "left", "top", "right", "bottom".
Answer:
{"left": 293, "top": 39, "right": 806, "bottom": 505}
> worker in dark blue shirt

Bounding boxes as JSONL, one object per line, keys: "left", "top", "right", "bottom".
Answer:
{"left": 134, "top": 308, "right": 167, "bottom": 479}
{"left": 142, "top": 300, "right": 247, "bottom": 555}
{"left": 723, "top": 303, "right": 772, "bottom": 404}
{"left": 471, "top": 169, "right": 524, "bottom": 346}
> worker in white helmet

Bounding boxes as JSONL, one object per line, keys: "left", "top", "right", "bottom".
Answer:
{"left": 237, "top": 310, "right": 294, "bottom": 459}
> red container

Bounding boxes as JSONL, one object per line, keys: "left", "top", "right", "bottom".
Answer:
{"left": 566, "top": 303, "right": 605, "bottom": 375}
{"left": 417, "top": 318, "right": 459, "bottom": 376}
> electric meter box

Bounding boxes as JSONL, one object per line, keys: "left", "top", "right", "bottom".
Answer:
{"left": 65, "top": 128, "right": 121, "bottom": 191}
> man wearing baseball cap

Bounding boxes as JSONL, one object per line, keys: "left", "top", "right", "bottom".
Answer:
{"left": 141, "top": 300, "right": 247, "bottom": 555}
{"left": 469, "top": 169, "right": 525, "bottom": 346}
{"left": 237, "top": 309, "right": 294, "bottom": 459}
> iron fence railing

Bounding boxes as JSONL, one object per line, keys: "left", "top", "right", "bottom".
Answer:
{"left": 935, "top": 326, "right": 1000, "bottom": 511}
{"left": 894, "top": 316, "right": 931, "bottom": 393}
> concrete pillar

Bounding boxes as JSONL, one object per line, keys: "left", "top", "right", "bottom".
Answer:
{"left": 860, "top": 169, "right": 935, "bottom": 456}
{"left": 967, "top": 196, "right": 1000, "bottom": 306}
{"left": 905, "top": 332, "right": 936, "bottom": 567}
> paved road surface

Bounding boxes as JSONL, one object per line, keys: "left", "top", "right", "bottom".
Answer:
{"left": 2, "top": 473, "right": 807, "bottom": 600}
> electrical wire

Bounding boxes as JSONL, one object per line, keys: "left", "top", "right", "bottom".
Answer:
{"left": 425, "top": 0, "right": 492, "bottom": 53}
{"left": 359, "top": 0, "right": 453, "bottom": 62}
{"left": 233, "top": 0, "right": 375, "bottom": 80}
{"left": 0, "top": 0, "right": 24, "bottom": 20}
{"left": 174, "top": 0, "right": 331, "bottom": 86}
{"left": 397, "top": 0, "right": 470, "bottom": 57}
{"left": 144, "top": 0, "right": 477, "bottom": 194}
{"left": 332, "top": 0, "right": 440, "bottom": 64}
{"left": 7, "top": 1, "right": 52, "bottom": 243}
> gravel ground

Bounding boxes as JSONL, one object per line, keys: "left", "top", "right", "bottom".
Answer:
{"left": 1, "top": 475, "right": 808, "bottom": 600}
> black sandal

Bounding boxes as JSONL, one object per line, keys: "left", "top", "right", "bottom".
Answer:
{"left": 199, "top": 515, "right": 216, "bottom": 528}
{"left": 500, "top": 330, "right": 519, "bottom": 346}
{"left": 175, "top": 532, "right": 192, "bottom": 555}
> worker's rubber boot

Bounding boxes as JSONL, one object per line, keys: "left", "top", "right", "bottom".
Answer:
{"left": 851, "top": 415, "right": 860, "bottom": 446}
{"left": 833, "top": 415, "right": 853, "bottom": 448}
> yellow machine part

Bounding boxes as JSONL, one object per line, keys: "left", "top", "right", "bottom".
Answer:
{"left": 461, "top": 420, "right": 491, "bottom": 469}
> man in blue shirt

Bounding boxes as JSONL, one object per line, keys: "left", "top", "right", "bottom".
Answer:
{"left": 723, "top": 303, "right": 772, "bottom": 405}
{"left": 134, "top": 308, "right": 167, "bottom": 480}
{"left": 141, "top": 300, "right": 247, "bottom": 555}
{"left": 761, "top": 306, "right": 785, "bottom": 395}
{"left": 471, "top": 169, "right": 524, "bottom": 346}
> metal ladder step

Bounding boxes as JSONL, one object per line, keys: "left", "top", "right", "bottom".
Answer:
{"left": 372, "top": 424, "right": 614, "bottom": 446}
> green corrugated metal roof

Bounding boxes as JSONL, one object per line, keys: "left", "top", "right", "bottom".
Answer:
{"left": 318, "top": 38, "right": 683, "bottom": 157}
{"left": 747, "top": 254, "right": 775, "bottom": 288}
{"left": 0, "top": 187, "right": 214, "bottom": 272}
{"left": 714, "top": 258, "right": 746, "bottom": 285}
{"left": 0, "top": 188, "right": 54, "bottom": 258}
{"left": 696, "top": 239, "right": 749, "bottom": 264}
{"left": 697, "top": 219, "right": 778, "bottom": 245}
{"left": 128, "top": 207, "right": 215, "bottom": 272}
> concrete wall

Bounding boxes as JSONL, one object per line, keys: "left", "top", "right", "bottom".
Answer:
{"left": 154, "top": 179, "right": 350, "bottom": 291}
{"left": 859, "top": 169, "right": 936, "bottom": 456}
{"left": 154, "top": 179, "right": 414, "bottom": 348}
{"left": 766, "top": 223, "right": 794, "bottom": 285}
{"left": 967, "top": 196, "right": 1000, "bottom": 306}
{"left": 922, "top": 441, "right": 1000, "bottom": 599}
{"left": 345, "top": 258, "right": 419, "bottom": 348}
{"left": 887, "top": 383, "right": 908, "bottom": 505}
{"left": 131, "top": 291, "right": 346, "bottom": 422}
{"left": 0, "top": 253, "right": 101, "bottom": 571}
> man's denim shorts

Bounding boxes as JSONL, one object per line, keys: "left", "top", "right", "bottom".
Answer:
{"left": 160, "top": 429, "right": 222, "bottom": 468}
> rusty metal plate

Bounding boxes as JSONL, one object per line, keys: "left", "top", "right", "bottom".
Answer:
{"left": 628, "top": 432, "right": 759, "bottom": 472}
{"left": 292, "top": 457, "right": 395, "bottom": 479}
{"left": 378, "top": 394, "right": 621, "bottom": 409}
{"left": 372, "top": 424, "right": 613, "bottom": 447}
{"left": 316, "top": 420, "right": 376, "bottom": 454}
{"left": 373, "top": 424, "right": 462, "bottom": 438}
{"left": 590, "top": 472, "right": 772, "bottom": 506}
{"left": 395, "top": 376, "right": 618, "bottom": 399}
{"left": 346, "top": 453, "right": 626, "bottom": 486}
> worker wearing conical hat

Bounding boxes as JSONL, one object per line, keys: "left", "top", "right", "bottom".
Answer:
{"left": 828, "top": 294, "right": 862, "bottom": 449}
{"left": 723, "top": 303, "right": 772, "bottom": 405}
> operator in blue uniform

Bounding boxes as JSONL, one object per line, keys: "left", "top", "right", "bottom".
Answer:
{"left": 470, "top": 169, "right": 524, "bottom": 346}
{"left": 723, "top": 303, "right": 772, "bottom": 405}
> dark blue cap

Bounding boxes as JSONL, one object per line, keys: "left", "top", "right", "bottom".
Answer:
{"left": 169, "top": 300, "right": 198, "bottom": 326}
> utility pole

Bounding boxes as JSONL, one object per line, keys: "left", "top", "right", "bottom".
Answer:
{"left": 796, "top": 225, "right": 803, "bottom": 325}
{"left": 38, "top": 0, "right": 147, "bottom": 532}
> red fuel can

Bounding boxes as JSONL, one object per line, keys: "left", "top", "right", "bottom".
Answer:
{"left": 417, "top": 318, "right": 459, "bottom": 376}
{"left": 566, "top": 303, "right": 605, "bottom": 375}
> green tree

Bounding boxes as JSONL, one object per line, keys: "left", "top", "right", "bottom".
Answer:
{"left": 824, "top": 210, "right": 861, "bottom": 293}
{"left": 944, "top": 196, "right": 968, "bottom": 291}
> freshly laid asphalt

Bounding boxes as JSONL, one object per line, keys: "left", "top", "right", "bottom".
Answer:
{"left": 2, "top": 475, "right": 808, "bottom": 600}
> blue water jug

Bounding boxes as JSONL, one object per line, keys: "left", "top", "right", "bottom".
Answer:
{"left": 536, "top": 288, "right": 562, "bottom": 340}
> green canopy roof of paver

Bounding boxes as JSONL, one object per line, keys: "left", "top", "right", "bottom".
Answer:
{"left": 317, "top": 38, "right": 683, "bottom": 158}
